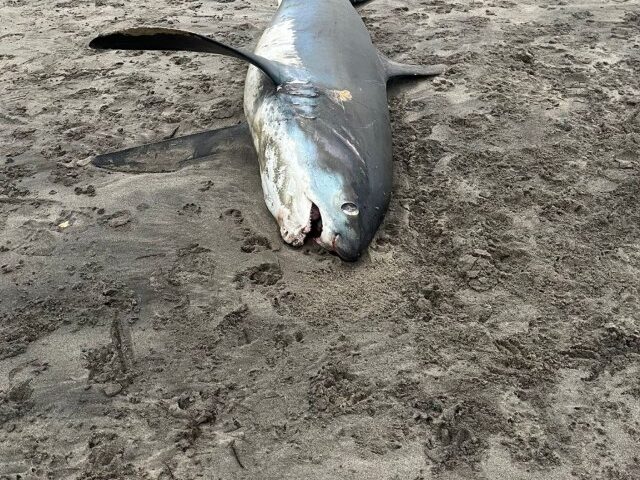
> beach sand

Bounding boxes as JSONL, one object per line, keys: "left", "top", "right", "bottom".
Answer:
{"left": 1, "top": 0, "right": 639, "bottom": 478}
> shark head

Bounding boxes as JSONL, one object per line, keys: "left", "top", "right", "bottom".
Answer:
{"left": 247, "top": 85, "right": 390, "bottom": 261}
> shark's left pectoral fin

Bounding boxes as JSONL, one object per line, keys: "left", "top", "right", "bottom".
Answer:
{"left": 90, "top": 27, "right": 286, "bottom": 85}
{"left": 92, "top": 123, "right": 254, "bottom": 173}
{"left": 380, "top": 54, "right": 446, "bottom": 82}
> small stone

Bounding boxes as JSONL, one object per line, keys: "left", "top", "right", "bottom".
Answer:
{"left": 473, "top": 249, "right": 492, "bottom": 258}
{"left": 76, "top": 156, "right": 94, "bottom": 167}
{"left": 616, "top": 159, "right": 634, "bottom": 169}
{"left": 108, "top": 215, "right": 131, "bottom": 228}
{"left": 102, "top": 383, "right": 123, "bottom": 397}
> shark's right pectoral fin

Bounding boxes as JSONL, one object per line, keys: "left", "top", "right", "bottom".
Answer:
{"left": 92, "top": 123, "right": 255, "bottom": 173}
{"left": 90, "top": 27, "right": 286, "bottom": 85}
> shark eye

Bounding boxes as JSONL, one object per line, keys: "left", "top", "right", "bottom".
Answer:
{"left": 341, "top": 202, "right": 359, "bottom": 216}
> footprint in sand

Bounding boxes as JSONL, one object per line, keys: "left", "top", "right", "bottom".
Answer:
{"left": 221, "top": 208, "right": 273, "bottom": 253}
{"left": 233, "top": 263, "right": 282, "bottom": 289}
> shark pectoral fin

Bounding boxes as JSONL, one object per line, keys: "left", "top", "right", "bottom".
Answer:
{"left": 381, "top": 54, "right": 447, "bottom": 82}
{"left": 92, "top": 123, "right": 254, "bottom": 173}
{"left": 90, "top": 27, "right": 286, "bottom": 85}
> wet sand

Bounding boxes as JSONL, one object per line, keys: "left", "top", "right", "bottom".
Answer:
{"left": 1, "top": 0, "right": 639, "bottom": 478}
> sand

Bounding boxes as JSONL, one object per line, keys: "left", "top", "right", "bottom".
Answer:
{"left": 1, "top": 0, "right": 639, "bottom": 478}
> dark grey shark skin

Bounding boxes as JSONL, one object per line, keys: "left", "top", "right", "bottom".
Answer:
{"left": 89, "top": 0, "right": 444, "bottom": 261}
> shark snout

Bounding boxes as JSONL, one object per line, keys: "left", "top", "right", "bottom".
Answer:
{"left": 315, "top": 229, "right": 362, "bottom": 262}
{"left": 332, "top": 234, "right": 363, "bottom": 262}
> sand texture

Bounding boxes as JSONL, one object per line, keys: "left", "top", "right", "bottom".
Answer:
{"left": 1, "top": 0, "right": 639, "bottom": 478}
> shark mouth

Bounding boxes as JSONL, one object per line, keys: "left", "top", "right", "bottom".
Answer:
{"left": 308, "top": 203, "right": 323, "bottom": 240}
{"left": 281, "top": 202, "right": 324, "bottom": 248}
